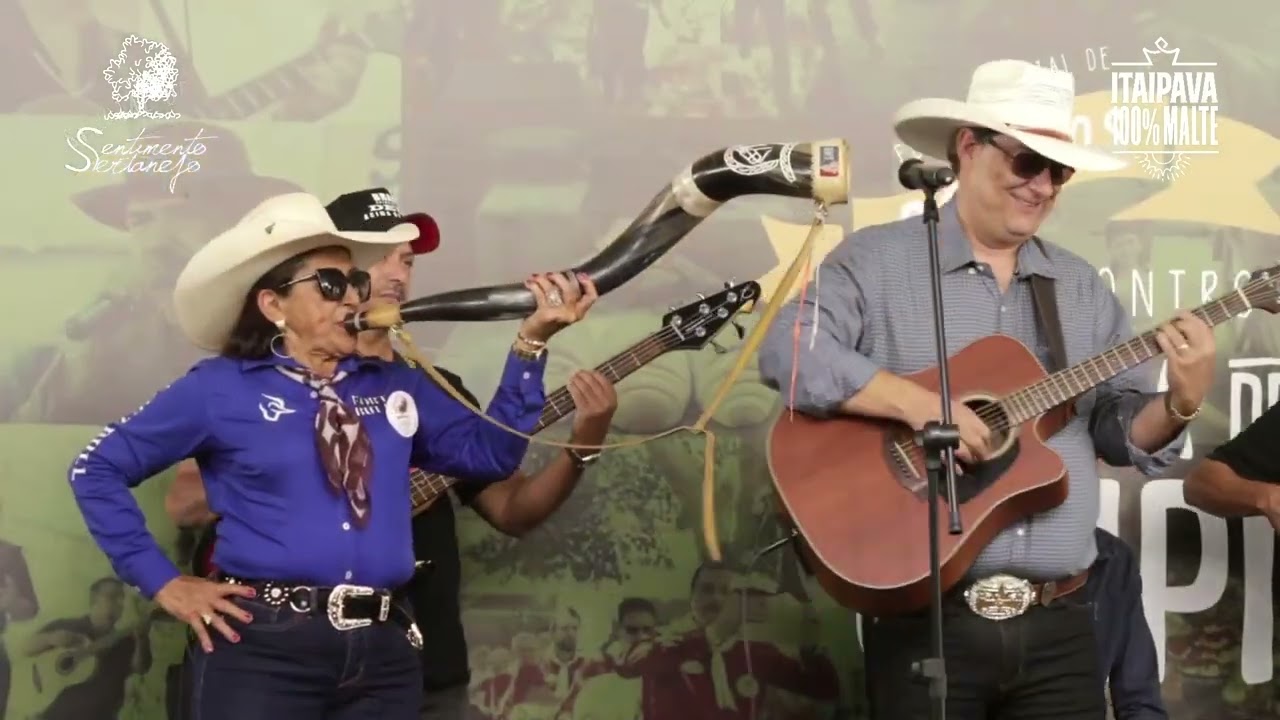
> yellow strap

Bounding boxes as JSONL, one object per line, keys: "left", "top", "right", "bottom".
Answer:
{"left": 391, "top": 203, "right": 829, "bottom": 562}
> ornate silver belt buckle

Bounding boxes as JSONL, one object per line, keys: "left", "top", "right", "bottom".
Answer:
{"left": 406, "top": 622, "right": 424, "bottom": 650}
{"left": 327, "top": 583, "right": 383, "bottom": 631}
{"left": 963, "top": 574, "right": 1033, "bottom": 621}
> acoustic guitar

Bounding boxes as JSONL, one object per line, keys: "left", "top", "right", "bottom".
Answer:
{"left": 767, "top": 265, "right": 1280, "bottom": 616}
{"left": 27, "top": 606, "right": 166, "bottom": 717}
{"left": 192, "top": 279, "right": 761, "bottom": 575}
{"left": 408, "top": 279, "right": 762, "bottom": 515}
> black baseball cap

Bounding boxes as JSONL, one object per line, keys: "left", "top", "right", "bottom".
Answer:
{"left": 326, "top": 187, "right": 440, "bottom": 254}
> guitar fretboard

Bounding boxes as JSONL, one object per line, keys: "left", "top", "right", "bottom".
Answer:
{"left": 407, "top": 330, "right": 677, "bottom": 512}
{"left": 1001, "top": 277, "right": 1272, "bottom": 425}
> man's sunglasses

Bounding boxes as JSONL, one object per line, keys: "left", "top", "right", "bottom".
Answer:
{"left": 974, "top": 129, "right": 1075, "bottom": 186}
{"left": 278, "top": 268, "right": 371, "bottom": 303}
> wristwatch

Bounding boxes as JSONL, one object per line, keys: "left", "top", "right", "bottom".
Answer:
{"left": 566, "top": 448, "right": 602, "bottom": 470}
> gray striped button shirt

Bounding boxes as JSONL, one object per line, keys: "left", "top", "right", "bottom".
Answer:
{"left": 758, "top": 199, "right": 1183, "bottom": 581}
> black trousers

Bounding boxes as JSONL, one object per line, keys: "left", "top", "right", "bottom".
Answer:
{"left": 864, "top": 591, "right": 1105, "bottom": 720}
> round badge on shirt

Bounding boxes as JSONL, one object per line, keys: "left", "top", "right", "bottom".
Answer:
{"left": 385, "top": 390, "right": 419, "bottom": 437}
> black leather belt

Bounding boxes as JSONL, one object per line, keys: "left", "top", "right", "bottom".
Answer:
{"left": 221, "top": 576, "right": 421, "bottom": 647}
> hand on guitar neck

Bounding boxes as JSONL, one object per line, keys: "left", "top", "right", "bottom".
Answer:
{"left": 842, "top": 370, "right": 995, "bottom": 464}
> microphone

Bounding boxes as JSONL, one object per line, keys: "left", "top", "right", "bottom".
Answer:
{"left": 898, "top": 159, "right": 956, "bottom": 191}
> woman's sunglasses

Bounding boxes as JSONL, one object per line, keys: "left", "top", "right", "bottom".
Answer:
{"left": 278, "top": 268, "right": 371, "bottom": 303}
{"left": 975, "top": 130, "right": 1076, "bottom": 186}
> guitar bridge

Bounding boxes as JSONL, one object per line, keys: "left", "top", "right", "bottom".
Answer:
{"left": 886, "top": 431, "right": 924, "bottom": 493}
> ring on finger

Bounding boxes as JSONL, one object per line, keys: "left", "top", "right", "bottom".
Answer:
{"left": 1176, "top": 343, "right": 1189, "bottom": 351}
{"left": 201, "top": 613, "right": 214, "bottom": 625}
{"left": 546, "top": 291, "right": 564, "bottom": 307}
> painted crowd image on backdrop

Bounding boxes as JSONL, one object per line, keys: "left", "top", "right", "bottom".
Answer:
{"left": 0, "top": 0, "right": 1276, "bottom": 718}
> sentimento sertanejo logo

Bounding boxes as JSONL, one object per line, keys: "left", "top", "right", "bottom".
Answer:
{"left": 102, "top": 34, "right": 181, "bottom": 121}
{"left": 63, "top": 34, "right": 207, "bottom": 193}
{"left": 1104, "top": 37, "right": 1218, "bottom": 181}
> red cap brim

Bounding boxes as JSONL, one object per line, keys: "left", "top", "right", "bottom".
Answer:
{"left": 405, "top": 212, "right": 440, "bottom": 254}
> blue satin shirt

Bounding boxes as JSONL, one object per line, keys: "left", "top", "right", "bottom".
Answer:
{"left": 68, "top": 351, "right": 546, "bottom": 598}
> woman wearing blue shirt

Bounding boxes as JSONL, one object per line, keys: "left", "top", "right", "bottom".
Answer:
{"left": 67, "top": 191, "right": 597, "bottom": 719}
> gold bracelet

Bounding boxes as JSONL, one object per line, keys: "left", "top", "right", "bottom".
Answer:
{"left": 1165, "top": 393, "right": 1201, "bottom": 422}
{"left": 511, "top": 342, "right": 544, "bottom": 361}
{"left": 516, "top": 332, "right": 547, "bottom": 348}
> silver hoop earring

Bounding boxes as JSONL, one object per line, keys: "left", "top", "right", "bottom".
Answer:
{"left": 270, "top": 333, "right": 288, "bottom": 359}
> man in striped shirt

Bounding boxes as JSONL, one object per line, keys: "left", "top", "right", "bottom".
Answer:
{"left": 759, "top": 61, "right": 1216, "bottom": 719}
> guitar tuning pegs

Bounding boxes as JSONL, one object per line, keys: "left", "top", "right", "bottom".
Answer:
{"left": 696, "top": 293, "right": 706, "bottom": 300}
{"left": 668, "top": 305, "right": 678, "bottom": 312}
{"left": 724, "top": 278, "right": 737, "bottom": 289}
{"left": 731, "top": 319, "right": 746, "bottom": 339}
{"left": 710, "top": 340, "right": 728, "bottom": 354}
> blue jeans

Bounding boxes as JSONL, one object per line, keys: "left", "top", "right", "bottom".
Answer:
{"left": 187, "top": 595, "right": 422, "bottom": 720}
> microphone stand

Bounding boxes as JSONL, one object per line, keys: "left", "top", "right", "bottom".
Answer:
{"left": 912, "top": 181, "right": 964, "bottom": 720}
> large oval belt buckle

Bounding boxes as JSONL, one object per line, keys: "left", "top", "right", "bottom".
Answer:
{"left": 964, "top": 574, "right": 1033, "bottom": 621}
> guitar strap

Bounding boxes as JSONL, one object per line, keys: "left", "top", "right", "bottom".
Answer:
{"left": 1029, "top": 272, "right": 1068, "bottom": 373}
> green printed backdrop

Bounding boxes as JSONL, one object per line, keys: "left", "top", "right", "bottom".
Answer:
{"left": 0, "top": 1, "right": 1277, "bottom": 718}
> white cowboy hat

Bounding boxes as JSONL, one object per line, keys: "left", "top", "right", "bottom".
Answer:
{"left": 174, "top": 192, "right": 418, "bottom": 351}
{"left": 893, "top": 59, "right": 1126, "bottom": 173}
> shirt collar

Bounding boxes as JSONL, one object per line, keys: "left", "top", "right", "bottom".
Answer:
{"left": 239, "top": 353, "right": 378, "bottom": 374}
{"left": 937, "top": 197, "right": 1059, "bottom": 279}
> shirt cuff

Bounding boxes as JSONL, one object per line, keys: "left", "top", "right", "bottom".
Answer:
{"left": 127, "top": 550, "right": 183, "bottom": 600}
{"left": 1121, "top": 394, "right": 1186, "bottom": 473}
{"left": 804, "top": 352, "right": 882, "bottom": 417}
{"left": 500, "top": 348, "right": 549, "bottom": 405}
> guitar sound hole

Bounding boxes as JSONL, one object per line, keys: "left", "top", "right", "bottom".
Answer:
{"left": 941, "top": 397, "right": 1019, "bottom": 505}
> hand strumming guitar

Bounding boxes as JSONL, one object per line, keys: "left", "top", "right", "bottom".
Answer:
{"left": 902, "top": 389, "right": 994, "bottom": 464}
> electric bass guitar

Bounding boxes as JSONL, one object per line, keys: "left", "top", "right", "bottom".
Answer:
{"left": 408, "top": 279, "right": 762, "bottom": 515}
{"left": 767, "top": 265, "right": 1280, "bottom": 616}
{"left": 192, "top": 280, "right": 760, "bottom": 575}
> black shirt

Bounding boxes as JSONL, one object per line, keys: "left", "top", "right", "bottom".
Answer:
{"left": 408, "top": 366, "right": 483, "bottom": 691}
{"left": 1207, "top": 400, "right": 1280, "bottom": 482}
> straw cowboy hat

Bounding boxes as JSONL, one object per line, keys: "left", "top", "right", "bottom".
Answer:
{"left": 73, "top": 122, "right": 301, "bottom": 229}
{"left": 893, "top": 59, "right": 1126, "bottom": 173}
{"left": 173, "top": 192, "right": 418, "bottom": 351}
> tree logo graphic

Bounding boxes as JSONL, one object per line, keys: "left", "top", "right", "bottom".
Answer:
{"left": 102, "top": 35, "right": 182, "bottom": 121}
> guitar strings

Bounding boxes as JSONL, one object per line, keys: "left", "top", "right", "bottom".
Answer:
{"left": 408, "top": 293, "right": 749, "bottom": 502}
{"left": 894, "top": 276, "right": 1270, "bottom": 471}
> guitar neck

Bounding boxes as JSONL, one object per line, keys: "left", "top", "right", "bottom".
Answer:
{"left": 188, "top": 34, "right": 363, "bottom": 120}
{"left": 408, "top": 329, "right": 678, "bottom": 511}
{"left": 1003, "top": 284, "right": 1256, "bottom": 424}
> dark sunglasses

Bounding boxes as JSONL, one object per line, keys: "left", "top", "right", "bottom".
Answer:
{"left": 278, "top": 268, "right": 371, "bottom": 303}
{"left": 974, "top": 129, "right": 1075, "bottom": 186}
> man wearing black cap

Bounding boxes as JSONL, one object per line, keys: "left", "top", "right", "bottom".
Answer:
{"left": 167, "top": 188, "right": 618, "bottom": 720}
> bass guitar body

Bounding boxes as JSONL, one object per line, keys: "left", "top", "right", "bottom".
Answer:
{"left": 766, "top": 335, "right": 1071, "bottom": 616}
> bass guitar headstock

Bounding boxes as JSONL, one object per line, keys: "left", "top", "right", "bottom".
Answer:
{"left": 660, "top": 279, "right": 760, "bottom": 353}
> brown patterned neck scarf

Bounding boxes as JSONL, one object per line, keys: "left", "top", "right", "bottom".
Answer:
{"left": 275, "top": 366, "right": 373, "bottom": 526}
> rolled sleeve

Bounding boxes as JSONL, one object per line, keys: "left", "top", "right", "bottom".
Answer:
{"left": 1087, "top": 276, "right": 1183, "bottom": 473}
{"left": 758, "top": 235, "right": 881, "bottom": 417}
{"left": 411, "top": 350, "right": 546, "bottom": 481}
{"left": 68, "top": 366, "right": 211, "bottom": 598}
